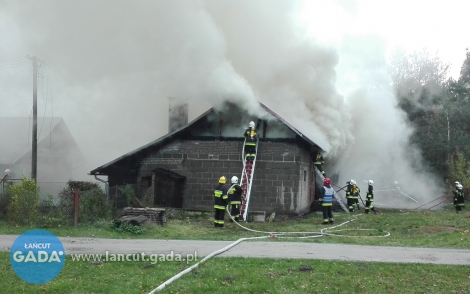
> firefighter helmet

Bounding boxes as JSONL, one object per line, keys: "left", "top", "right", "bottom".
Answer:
{"left": 350, "top": 179, "right": 356, "bottom": 185}
{"left": 219, "top": 176, "right": 227, "bottom": 184}
{"left": 455, "top": 181, "right": 460, "bottom": 186}
{"left": 231, "top": 176, "right": 238, "bottom": 184}
{"left": 368, "top": 180, "right": 374, "bottom": 186}
{"left": 249, "top": 121, "right": 255, "bottom": 128}
{"left": 324, "top": 178, "right": 331, "bottom": 186}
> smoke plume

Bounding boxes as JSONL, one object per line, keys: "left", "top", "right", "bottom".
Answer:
{"left": 0, "top": 0, "right": 444, "bottom": 205}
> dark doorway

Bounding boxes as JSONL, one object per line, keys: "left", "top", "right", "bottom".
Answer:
{"left": 153, "top": 168, "right": 185, "bottom": 208}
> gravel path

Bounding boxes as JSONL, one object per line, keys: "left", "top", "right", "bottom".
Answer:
{"left": 1, "top": 235, "right": 469, "bottom": 265}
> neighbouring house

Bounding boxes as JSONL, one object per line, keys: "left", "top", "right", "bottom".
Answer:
{"left": 0, "top": 117, "right": 85, "bottom": 196}
{"left": 90, "top": 101, "right": 325, "bottom": 216}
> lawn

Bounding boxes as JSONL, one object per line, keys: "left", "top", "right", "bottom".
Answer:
{"left": 1, "top": 252, "right": 468, "bottom": 294}
{"left": 1, "top": 208, "right": 469, "bottom": 249}
{"left": 1, "top": 208, "right": 470, "bottom": 293}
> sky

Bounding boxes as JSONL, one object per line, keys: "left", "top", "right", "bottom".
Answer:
{"left": 0, "top": 0, "right": 468, "bottom": 205}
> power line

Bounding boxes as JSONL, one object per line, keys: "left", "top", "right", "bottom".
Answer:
{"left": 0, "top": 61, "right": 30, "bottom": 70}
{"left": 0, "top": 56, "right": 28, "bottom": 64}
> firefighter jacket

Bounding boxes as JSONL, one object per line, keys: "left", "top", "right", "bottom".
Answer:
{"left": 345, "top": 183, "right": 352, "bottom": 198}
{"left": 214, "top": 184, "right": 228, "bottom": 210}
{"left": 243, "top": 127, "right": 257, "bottom": 146}
{"left": 366, "top": 186, "right": 374, "bottom": 202}
{"left": 319, "top": 186, "right": 334, "bottom": 206}
{"left": 453, "top": 189, "right": 465, "bottom": 205}
{"left": 313, "top": 153, "right": 324, "bottom": 165}
{"left": 348, "top": 185, "right": 360, "bottom": 199}
{"left": 228, "top": 184, "right": 243, "bottom": 205}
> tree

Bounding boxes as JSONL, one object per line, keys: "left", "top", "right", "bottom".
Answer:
{"left": 389, "top": 49, "right": 450, "bottom": 110}
{"left": 447, "top": 150, "right": 470, "bottom": 194}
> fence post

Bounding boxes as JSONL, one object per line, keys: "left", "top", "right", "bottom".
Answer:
{"left": 74, "top": 190, "right": 80, "bottom": 226}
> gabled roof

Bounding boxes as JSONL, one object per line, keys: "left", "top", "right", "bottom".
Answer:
{"left": 90, "top": 102, "right": 324, "bottom": 175}
{"left": 259, "top": 102, "right": 323, "bottom": 151}
{"left": 0, "top": 117, "right": 63, "bottom": 164}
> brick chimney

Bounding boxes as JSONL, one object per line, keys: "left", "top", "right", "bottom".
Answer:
{"left": 168, "top": 97, "right": 188, "bottom": 133}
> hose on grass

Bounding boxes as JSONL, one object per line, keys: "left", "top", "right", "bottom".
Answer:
{"left": 147, "top": 209, "right": 390, "bottom": 293}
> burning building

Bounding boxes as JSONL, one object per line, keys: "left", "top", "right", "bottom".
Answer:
{"left": 90, "top": 101, "right": 325, "bottom": 216}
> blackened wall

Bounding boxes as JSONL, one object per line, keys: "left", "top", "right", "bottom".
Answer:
{"left": 135, "top": 138, "right": 316, "bottom": 215}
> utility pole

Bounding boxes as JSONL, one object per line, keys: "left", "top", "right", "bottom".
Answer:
{"left": 31, "top": 56, "right": 38, "bottom": 182}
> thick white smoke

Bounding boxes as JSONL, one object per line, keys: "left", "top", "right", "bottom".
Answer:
{"left": 1, "top": 0, "right": 444, "bottom": 205}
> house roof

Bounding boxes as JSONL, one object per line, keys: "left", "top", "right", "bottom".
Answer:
{"left": 0, "top": 117, "right": 63, "bottom": 164}
{"left": 90, "top": 102, "right": 324, "bottom": 175}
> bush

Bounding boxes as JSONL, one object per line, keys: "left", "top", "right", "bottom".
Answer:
{"left": 112, "top": 222, "right": 147, "bottom": 235}
{"left": 37, "top": 195, "right": 69, "bottom": 227}
{"left": 119, "top": 184, "right": 135, "bottom": 207}
{"left": 58, "top": 180, "right": 107, "bottom": 223}
{"left": 79, "top": 188, "right": 112, "bottom": 223}
{"left": 6, "top": 177, "right": 39, "bottom": 225}
{"left": 0, "top": 187, "right": 12, "bottom": 220}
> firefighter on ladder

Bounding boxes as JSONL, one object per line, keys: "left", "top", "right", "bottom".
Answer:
{"left": 319, "top": 177, "right": 334, "bottom": 224}
{"left": 244, "top": 121, "right": 257, "bottom": 161}
{"left": 453, "top": 181, "right": 465, "bottom": 213}
{"left": 365, "top": 180, "right": 375, "bottom": 214}
{"left": 347, "top": 179, "right": 360, "bottom": 212}
{"left": 313, "top": 152, "right": 326, "bottom": 177}
{"left": 228, "top": 176, "right": 242, "bottom": 222}
{"left": 213, "top": 176, "right": 228, "bottom": 228}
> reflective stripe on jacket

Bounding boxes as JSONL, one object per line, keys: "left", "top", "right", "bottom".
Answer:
{"left": 322, "top": 186, "right": 334, "bottom": 206}
{"left": 214, "top": 184, "right": 228, "bottom": 208}
{"left": 244, "top": 128, "right": 257, "bottom": 145}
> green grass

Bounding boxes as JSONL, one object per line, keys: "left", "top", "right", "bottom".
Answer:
{"left": 1, "top": 208, "right": 469, "bottom": 248}
{"left": 1, "top": 252, "right": 468, "bottom": 294}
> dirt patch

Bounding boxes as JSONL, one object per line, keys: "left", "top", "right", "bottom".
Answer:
{"left": 418, "top": 226, "right": 459, "bottom": 234}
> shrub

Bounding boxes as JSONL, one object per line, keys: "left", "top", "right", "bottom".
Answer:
{"left": 119, "top": 184, "right": 135, "bottom": 207}
{"left": 6, "top": 177, "right": 39, "bottom": 225}
{"left": 37, "top": 195, "right": 69, "bottom": 227}
{"left": 112, "top": 221, "right": 147, "bottom": 235}
{"left": 58, "top": 180, "right": 105, "bottom": 221}
{"left": 79, "top": 188, "right": 112, "bottom": 223}
{"left": 0, "top": 187, "right": 12, "bottom": 220}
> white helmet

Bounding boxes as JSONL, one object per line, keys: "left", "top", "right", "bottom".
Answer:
{"left": 455, "top": 181, "right": 460, "bottom": 186}
{"left": 249, "top": 121, "right": 255, "bottom": 128}
{"left": 350, "top": 179, "right": 356, "bottom": 185}
{"left": 394, "top": 181, "right": 398, "bottom": 185}
{"left": 368, "top": 180, "right": 374, "bottom": 186}
{"left": 457, "top": 184, "right": 463, "bottom": 190}
{"left": 231, "top": 176, "right": 238, "bottom": 184}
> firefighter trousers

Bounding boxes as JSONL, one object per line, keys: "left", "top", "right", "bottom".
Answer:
{"left": 322, "top": 205, "right": 333, "bottom": 223}
{"left": 214, "top": 208, "right": 225, "bottom": 227}
{"left": 230, "top": 204, "right": 240, "bottom": 221}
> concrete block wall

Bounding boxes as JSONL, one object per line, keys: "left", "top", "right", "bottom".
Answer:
{"left": 138, "top": 138, "right": 314, "bottom": 214}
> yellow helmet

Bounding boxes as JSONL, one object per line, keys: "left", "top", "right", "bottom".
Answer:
{"left": 219, "top": 176, "right": 227, "bottom": 184}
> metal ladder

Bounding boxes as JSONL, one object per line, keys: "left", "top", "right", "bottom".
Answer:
{"left": 314, "top": 167, "right": 349, "bottom": 212}
{"left": 239, "top": 137, "right": 259, "bottom": 221}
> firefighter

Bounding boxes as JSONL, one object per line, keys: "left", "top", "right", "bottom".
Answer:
{"left": 243, "top": 121, "right": 258, "bottom": 160}
{"left": 228, "top": 176, "right": 242, "bottom": 222}
{"left": 213, "top": 176, "right": 228, "bottom": 228}
{"left": 319, "top": 177, "right": 334, "bottom": 224}
{"left": 346, "top": 179, "right": 360, "bottom": 212}
{"left": 453, "top": 182, "right": 465, "bottom": 213}
{"left": 365, "top": 180, "right": 375, "bottom": 214}
{"left": 313, "top": 152, "right": 326, "bottom": 177}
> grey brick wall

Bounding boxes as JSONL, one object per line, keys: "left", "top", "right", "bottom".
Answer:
{"left": 137, "top": 139, "right": 315, "bottom": 215}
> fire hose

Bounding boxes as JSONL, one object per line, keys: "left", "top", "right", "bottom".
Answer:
{"left": 147, "top": 203, "right": 390, "bottom": 293}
